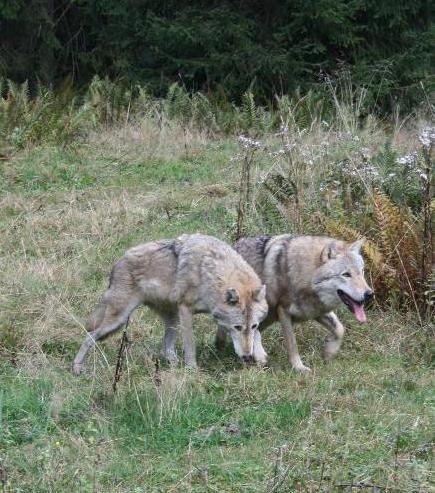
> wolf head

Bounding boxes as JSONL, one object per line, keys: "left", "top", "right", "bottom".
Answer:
{"left": 312, "top": 239, "right": 373, "bottom": 322}
{"left": 212, "top": 285, "right": 268, "bottom": 361}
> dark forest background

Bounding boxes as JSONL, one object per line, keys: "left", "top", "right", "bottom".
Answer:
{"left": 0, "top": 1, "right": 434, "bottom": 111}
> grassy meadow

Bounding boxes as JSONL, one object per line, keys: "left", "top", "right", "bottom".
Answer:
{"left": 0, "top": 84, "right": 434, "bottom": 492}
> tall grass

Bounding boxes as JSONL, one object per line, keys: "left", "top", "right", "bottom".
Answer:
{"left": 1, "top": 74, "right": 433, "bottom": 318}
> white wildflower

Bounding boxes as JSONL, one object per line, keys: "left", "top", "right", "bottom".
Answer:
{"left": 418, "top": 127, "right": 435, "bottom": 149}
{"left": 238, "top": 135, "right": 261, "bottom": 149}
{"left": 360, "top": 147, "right": 371, "bottom": 159}
{"left": 269, "top": 149, "right": 286, "bottom": 158}
{"left": 258, "top": 172, "right": 268, "bottom": 182}
{"left": 420, "top": 173, "right": 428, "bottom": 182}
{"left": 396, "top": 152, "right": 418, "bottom": 167}
{"left": 284, "top": 143, "right": 296, "bottom": 152}
{"left": 365, "top": 166, "right": 379, "bottom": 177}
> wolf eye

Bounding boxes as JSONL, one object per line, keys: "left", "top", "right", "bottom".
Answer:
{"left": 234, "top": 325, "right": 242, "bottom": 331}
{"left": 342, "top": 272, "right": 352, "bottom": 278}
{"left": 251, "top": 323, "right": 258, "bottom": 330}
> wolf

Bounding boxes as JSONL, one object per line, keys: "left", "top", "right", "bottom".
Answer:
{"left": 73, "top": 233, "right": 268, "bottom": 374}
{"left": 216, "top": 235, "right": 373, "bottom": 372}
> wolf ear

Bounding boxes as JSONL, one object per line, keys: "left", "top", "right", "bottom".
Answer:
{"left": 349, "top": 238, "right": 365, "bottom": 254}
{"left": 225, "top": 288, "right": 240, "bottom": 305}
{"left": 253, "top": 284, "right": 266, "bottom": 301}
{"left": 321, "top": 241, "right": 340, "bottom": 262}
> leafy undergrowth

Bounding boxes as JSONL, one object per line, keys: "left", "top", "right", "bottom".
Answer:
{"left": 0, "top": 126, "right": 433, "bottom": 492}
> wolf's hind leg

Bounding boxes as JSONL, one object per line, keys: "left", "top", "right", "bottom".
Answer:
{"left": 73, "top": 292, "right": 141, "bottom": 374}
{"left": 277, "top": 305, "right": 311, "bottom": 372}
{"left": 317, "top": 312, "right": 344, "bottom": 361}
{"left": 178, "top": 304, "right": 197, "bottom": 369}
{"left": 161, "top": 312, "right": 179, "bottom": 365}
{"left": 215, "top": 325, "right": 227, "bottom": 351}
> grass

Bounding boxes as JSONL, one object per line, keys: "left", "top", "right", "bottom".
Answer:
{"left": 0, "top": 118, "right": 433, "bottom": 492}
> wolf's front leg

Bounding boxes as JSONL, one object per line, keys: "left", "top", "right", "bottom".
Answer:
{"left": 253, "top": 329, "right": 268, "bottom": 366}
{"left": 316, "top": 312, "right": 344, "bottom": 361}
{"left": 277, "top": 305, "right": 311, "bottom": 372}
{"left": 178, "top": 304, "right": 197, "bottom": 369}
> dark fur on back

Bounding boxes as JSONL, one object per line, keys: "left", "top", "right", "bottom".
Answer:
{"left": 256, "top": 235, "right": 272, "bottom": 257}
{"left": 158, "top": 239, "right": 179, "bottom": 259}
{"left": 235, "top": 234, "right": 298, "bottom": 279}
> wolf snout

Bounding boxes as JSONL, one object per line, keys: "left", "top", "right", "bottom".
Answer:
{"left": 364, "top": 289, "right": 374, "bottom": 303}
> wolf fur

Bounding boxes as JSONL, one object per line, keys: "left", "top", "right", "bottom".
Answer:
{"left": 73, "top": 234, "right": 268, "bottom": 374}
{"left": 228, "top": 234, "right": 373, "bottom": 371}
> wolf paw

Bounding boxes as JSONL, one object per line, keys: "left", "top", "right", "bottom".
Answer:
{"left": 72, "top": 363, "right": 83, "bottom": 375}
{"left": 256, "top": 358, "right": 268, "bottom": 368}
{"left": 322, "top": 350, "right": 337, "bottom": 361}
{"left": 164, "top": 350, "right": 179, "bottom": 366}
{"left": 323, "top": 344, "right": 340, "bottom": 361}
{"left": 254, "top": 352, "right": 268, "bottom": 367}
{"left": 292, "top": 363, "right": 311, "bottom": 373}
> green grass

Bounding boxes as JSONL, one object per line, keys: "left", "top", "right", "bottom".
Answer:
{"left": 0, "top": 125, "right": 433, "bottom": 492}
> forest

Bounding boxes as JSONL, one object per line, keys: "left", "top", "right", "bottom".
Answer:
{"left": 1, "top": 0, "right": 434, "bottom": 111}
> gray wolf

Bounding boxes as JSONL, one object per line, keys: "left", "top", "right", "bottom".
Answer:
{"left": 73, "top": 233, "right": 268, "bottom": 374}
{"left": 222, "top": 234, "right": 373, "bottom": 371}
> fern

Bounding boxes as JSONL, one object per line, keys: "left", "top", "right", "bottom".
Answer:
{"left": 191, "top": 92, "right": 217, "bottom": 133}
{"left": 373, "top": 189, "right": 403, "bottom": 259}
{"left": 274, "top": 94, "right": 292, "bottom": 130}
{"left": 241, "top": 91, "right": 260, "bottom": 134}
{"left": 86, "top": 76, "right": 132, "bottom": 125}
{"left": 324, "top": 190, "right": 425, "bottom": 310}
{"left": 165, "top": 82, "right": 192, "bottom": 123}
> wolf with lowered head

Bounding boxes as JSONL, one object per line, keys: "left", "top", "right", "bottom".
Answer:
{"left": 228, "top": 235, "right": 373, "bottom": 371}
{"left": 73, "top": 233, "right": 268, "bottom": 374}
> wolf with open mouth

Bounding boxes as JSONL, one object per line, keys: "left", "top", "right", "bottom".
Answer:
{"left": 227, "top": 235, "right": 373, "bottom": 371}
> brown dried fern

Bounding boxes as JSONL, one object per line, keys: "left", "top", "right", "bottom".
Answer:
{"left": 372, "top": 189, "right": 425, "bottom": 313}
{"left": 372, "top": 189, "right": 402, "bottom": 260}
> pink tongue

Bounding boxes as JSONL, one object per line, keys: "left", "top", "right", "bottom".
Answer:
{"left": 351, "top": 301, "right": 367, "bottom": 323}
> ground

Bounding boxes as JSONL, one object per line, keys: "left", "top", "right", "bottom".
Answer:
{"left": 0, "top": 126, "right": 433, "bottom": 492}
